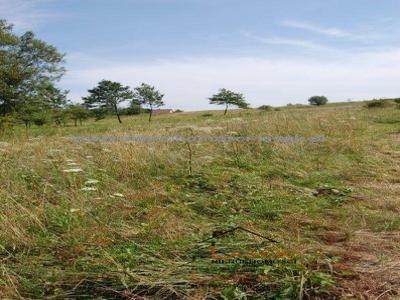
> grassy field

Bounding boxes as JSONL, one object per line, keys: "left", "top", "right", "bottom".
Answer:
{"left": 1, "top": 102, "right": 399, "bottom": 299}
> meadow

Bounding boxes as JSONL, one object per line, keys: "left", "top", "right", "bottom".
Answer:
{"left": 1, "top": 102, "right": 399, "bottom": 299}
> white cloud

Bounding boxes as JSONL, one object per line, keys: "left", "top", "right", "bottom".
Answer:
{"left": 62, "top": 49, "right": 400, "bottom": 111}
{"left": 281, "top": 20, "right": 352, "bottom": 38}
{"left": 240, "top": 30, "right": 330, "bottom": 51}
{"left": 0, "top": 0, "right": 56, "bottom": 30}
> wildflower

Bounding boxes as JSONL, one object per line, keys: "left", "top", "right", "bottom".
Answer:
{"left": 85, "top": 179, "right": 99, "bottom": 185}
{"left": 63, "top": 168, "right": 83, "bottom": 173}
{"left": 112, "top": 193, "right": 124, "bottom": 197}
{"left": 81, "top": 187, "right": 97, "bottom": 191}
{"left": 70, "top": 208, "right": 80, "bottom": 213}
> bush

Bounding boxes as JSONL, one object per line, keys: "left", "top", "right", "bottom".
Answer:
{"left": 365, "top": 99, "right": 386, "bottom": 108}
{"left": 174, "top": 109, "right": 184, "bottom": 113}
{"left": 308, "top": 96, "right": 328, "bottom": 106}
{"left": 91, "top": 108, "right": 108, "bottom": 121}
{"left": 52, "top": 109, "right": 69, "bottom": 126}
{"left": 202, "top": 113, "right": 213, "bottom": 117}
{"left": 393, "top": 98, "right": 400, "bottom": 104}
{"left": 121, "top": 103, "right": 142, "bottom": 115}
{"left": 258, "top": 105, "right": 273, "bottom": 111}
{"left": 32, "top": 112, "right": 48, "bottom": 126}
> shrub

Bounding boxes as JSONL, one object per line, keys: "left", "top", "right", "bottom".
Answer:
{"left": 174, "top": 109, "right": 184, "bottom": 113}
{"left": 365, "top": 99, "right": 386, "bottom": 108}
{"left": 202, "top": 113, "right": 213, "bottom": 117}
{"left": 308, "top": 96, "right": 328, "bottom": 106}
{"left": 32, "top": 111, "right": 49, "bottom": 126}
{"left": 92, "top": 108, "right": 108, "bottom": 121}
{"left": 258, "top": 105, "right": 273, "bottom": 111}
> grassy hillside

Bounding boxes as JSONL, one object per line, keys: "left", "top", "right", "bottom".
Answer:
{"left": 1, "top": 103, "right": 399, "bottom": 299}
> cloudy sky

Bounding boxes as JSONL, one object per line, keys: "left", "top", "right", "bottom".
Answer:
{"left": 2, "top": 0, "right": 400, "bottom": 110}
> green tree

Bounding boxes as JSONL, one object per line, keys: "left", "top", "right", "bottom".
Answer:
{"left": 83, "top": 80, "right": 134, "bottom": 123}
{"left": 16, "top": 103, "right": 37, "bottom": 129}
{"left": 67, "top": 105, "right": 90, "bottom": 126}
{"left": 308, "top": 96, "right": 328, "bottom": 106}
{"left": 0, "top": 19, "right": 66, "bottom": 115}
{"left": 209, "top": 88, "right": 249, "bottom": 115}
{"left": 133, "top": 83, "right": 164, "bottom": 122}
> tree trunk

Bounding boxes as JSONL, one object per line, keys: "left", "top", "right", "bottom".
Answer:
{"left": 149, "top": 107, "right": 153, "bottom": 123}
{"left": 224, "top": 104, "right": 228, "bottom": 115}
{"left": 114, "top": 105, "right": 122, "bottom": 123}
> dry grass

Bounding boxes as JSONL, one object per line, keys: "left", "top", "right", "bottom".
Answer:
{"left": 0, "top": 103, "right": 399, "bottom": 298}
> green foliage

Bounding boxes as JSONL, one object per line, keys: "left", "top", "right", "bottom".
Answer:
{"left": 0, "top": 19, "right": 66, "bottom": 115}
{"left": 258, "top": 105, "right": 273, "bottom": 111}
{"left": 0, "top": 115, "right": 15, "bottom": 134}
{"left": 32, "top": 110, "right": 49, "bottom": 126}
{"left": 133, "top": 83, "right": 164, "bottom": 122}
{"left": 365, "top": 99, "right": 386, "bottom": 108}
{"left": 128, "top": 102, "right": 142, "bottom": 115}
{"left": 308, "top": 96, "right": 328, "bottom": 106}
{"left": 209, "top": 88, "right": 249, "bottom": 115}
{"left": 16, "top": 103, "right": 37, "bottom": 128}
{"left": 51, "top": 108, "right": 69, "bottom": 126}
{"left": 83, "top": 80, "right": 134, "bottom": 123}
{"left": 66, "top": 105, "right": 90, "bottom": 126}
{"left": 92, "top": 108, "right": 108, "bottom": 121}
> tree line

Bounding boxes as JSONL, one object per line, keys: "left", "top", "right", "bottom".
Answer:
{"left": 2, "top": 19, "right": 333, "bottom": 132}
{"left": 0, "top": 19, "right": 251, "bottom": 130}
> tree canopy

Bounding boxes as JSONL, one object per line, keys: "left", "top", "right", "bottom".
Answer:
{"left": 209, "top": 88, "right": 249, "bottom": 115}
{"left": 83, "top": 80, "right": 134, "bottom": 123}
{"left": 0, "top": 19, "right": 66, "bottom": 115}
{"left": 133, "top": 83, "right": 164, "bottom": 122}
{"left": 308, "top": 96, "right": 328, "bottom": 106}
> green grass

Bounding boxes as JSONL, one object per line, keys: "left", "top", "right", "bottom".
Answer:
{"left": 1, "top": 104, "right": 400, "bottom": 299}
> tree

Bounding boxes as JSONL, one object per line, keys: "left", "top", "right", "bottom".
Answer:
{"left": 16, "top": 103, "right": 37, "bottom": 129}
{"left": 308, "top": 96, "right": 328, "bottom": 106}
{"left": 133, "top": 83, "right": 164, "bottom": 122}
{"left": 209, "top": 88, "right": 249, "bottom": 115}
{"left": 67, "top": 105, "right": 90, "bottom": 126}
{"left": 83, "top": 80, "right": 134, "bottom": 123}
{"left": 0, "top": 19, "right": 66, "bottom": 115}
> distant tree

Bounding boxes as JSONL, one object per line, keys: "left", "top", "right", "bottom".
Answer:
{"left": 308, "top": 96, "right": 328, "bottom": 106}
{"left": 67, "top": 105, "right": 90, "bottom": 126}
{"left": 209, "top": 88, "right": 249, "bottom": 115}
{"left": 258, "top": 105, "right": 273, "bottom": 111}
{"left": 52, "top": 109, "right": 69, "bottom": 126}
{"left": 83, "top": 80, "right": 134, "bottom": 123}
{"left": 365, "top": 99, "right": 385, "bottom": 108}
{"left": 124, "top": 101, "right": 142, "bottom": 115}
{"left": 133, "top": 83, "right": 164, "bottom": 122}
{"left": 92, "top": 108, "right": 108, "bottom": 121}
{"left": 16, "top": 103, "right": 37, "bottom": 129}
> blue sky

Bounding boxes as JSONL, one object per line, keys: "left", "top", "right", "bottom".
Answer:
{"left": 2, "top": 0, "right": 400, "bottom": 110}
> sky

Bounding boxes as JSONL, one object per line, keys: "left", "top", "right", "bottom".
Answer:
{"left": 1, "top": 0, "right": 400, "bottom": 111}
